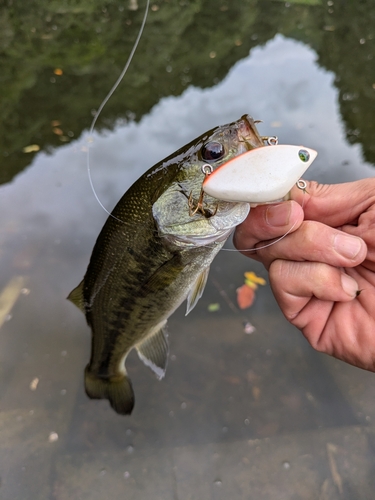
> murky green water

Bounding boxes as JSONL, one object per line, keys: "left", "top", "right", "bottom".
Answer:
{"left": 1, "top": 1, "right": 375, "bottom": 498}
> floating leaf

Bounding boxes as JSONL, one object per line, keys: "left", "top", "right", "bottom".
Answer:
{"left": 129, "top": 0, "right": 138, "bottom": 10}
{"left": 54, "top": 68, "right": 63, "bottom": 75}
{"left": 252, "top": 386, "right": 261, "bottom": 401}
{"left": 244, "top": 272, "right": 266, "bottom": 286}
{"left": 243, "top": 322, "right": 256, "bottom": 334}
{"left": 244, "top": 279, "right": 258, "bottom": 290}
{"left": 48, "top": 432, "right": 59, "bottom": 443}
{"left": 0, "top": 276, "right": 26, "bottom": 329}
{"left": 22, "top": 144, "right": 40, "bottom": 153}
{"left": 236, "top": 271, "right": 267, "bottom": 309}
{"left": 30, "top": 377, "right": 39, "bottom": 391}
{"left": 236, "top": 284, "right": 255, "bottom": 309}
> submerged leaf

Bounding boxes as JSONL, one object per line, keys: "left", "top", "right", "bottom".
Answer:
{"left": 244, "top": 271, "right": 266, "bottom": 286}
{"left": 236, "top": 284, "right": 255, "bottom": 309}
{"left": 243, "top": 322, "right": 256, "bottom": 334}
{"left": 22, "top": 144, "right": 40, "bottom": 153}
{"left": 244, "top": 278, "right": 258, "bottom": 290}
{"left": 0, "top": 276, "right": 26, "bottom": 328}
{"left": 236, "top": 271, "right": 266, "bottom": 309}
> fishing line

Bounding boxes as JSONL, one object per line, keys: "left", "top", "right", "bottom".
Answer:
{"left": 220, "top": 180, "right": 307, "bottom": 253}
{"left": 87, "top": 0, "right": 150, "bottom": 221}
{"left": 85, "top": 4, "right": 307, "bottom": 252}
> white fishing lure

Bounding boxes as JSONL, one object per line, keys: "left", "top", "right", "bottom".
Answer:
{"left": 203, "top": 144, "right": 317, "bottom": 204}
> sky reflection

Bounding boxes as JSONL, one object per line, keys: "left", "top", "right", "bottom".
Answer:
{"left": 2, "top": 35, "right": 373, "bottom": 242}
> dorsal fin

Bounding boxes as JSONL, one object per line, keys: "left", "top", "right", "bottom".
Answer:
{"left": 67, "top": 280, "right": 85, "bottom": 312}
{"left": 186, "top": 267, "right": 210, "bottom": 316}
{"left": 136, "top": 321, "right": 168, "bottom": 380}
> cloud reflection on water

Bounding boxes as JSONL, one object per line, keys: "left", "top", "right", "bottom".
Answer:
{"left": 2, "top": 36, "right": 373, "bottom": 238}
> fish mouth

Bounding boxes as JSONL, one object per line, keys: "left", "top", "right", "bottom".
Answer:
{"left": 167, "top": 226, "right": 235, "bottom": 247}
{"left": 237, "top": 114, "right": 264, "bottom": 150}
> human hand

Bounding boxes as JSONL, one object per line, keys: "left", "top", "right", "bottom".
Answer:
{"left": 233, "top": 179, "right": 375, "bottom": 371}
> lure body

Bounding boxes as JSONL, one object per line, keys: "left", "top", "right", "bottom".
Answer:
{"left": 203, "top": 144, "right": 317, "bottom": 203}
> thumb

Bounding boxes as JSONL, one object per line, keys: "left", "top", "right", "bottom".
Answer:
{"left": 290, "top": 178, "right": 375, "bottom": 227}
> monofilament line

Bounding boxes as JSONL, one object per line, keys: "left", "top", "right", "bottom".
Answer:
{"left": 87, "top": 0, "right": 150, "bottom": 219}
{"left": 222, "top": 183, "right": 307, "bottom": 252}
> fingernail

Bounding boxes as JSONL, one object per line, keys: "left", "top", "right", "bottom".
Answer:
{"left": 341, "top": 273, "right": 358, "bottom": 297}
{"left": 334, "top": 234, "right": 362, "bottom": 259}
{"left": 266, "top": 203, "right": 291, "bottom": 227}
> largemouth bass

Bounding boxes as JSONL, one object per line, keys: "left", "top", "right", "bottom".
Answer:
{"left": 68, "top": 114, "right": 264, "bottom": 415}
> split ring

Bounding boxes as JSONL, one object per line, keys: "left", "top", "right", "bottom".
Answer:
{"left": 296, "top": 179, "right": 307, "bottom": 190}
{"left": 201, "top": 164, "right": 213, "bottom": 175}
{"left": 267, "top": 136, "right": 278, "bottom": 146}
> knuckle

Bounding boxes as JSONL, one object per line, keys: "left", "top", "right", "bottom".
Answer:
{"left": 299, "top": 220, "right": 319, "bottom": 244}
{"left": 269, "top": 259, "right": 289, "bottom": 284}
{"left": 306, "top": 180, "right": 321, "bottom": 193}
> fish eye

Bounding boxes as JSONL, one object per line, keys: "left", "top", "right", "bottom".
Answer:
{"left": 298, "top": 149, "right": 310, "bottom": 162}
{"left": 201, "top": 142, "right": 225, "bottom": 162}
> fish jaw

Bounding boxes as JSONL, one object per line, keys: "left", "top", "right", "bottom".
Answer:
{"left": 158, "top": 227, "right": 235, "bottom": 248}
{"left": 152, "top": 183, "right": 250, "bottom": 249}
{"left": 237, "top": 114, "right": 265, "bottom": 150}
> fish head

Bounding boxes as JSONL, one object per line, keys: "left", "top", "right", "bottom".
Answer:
{"left": 152, "top": 115, "right": 264, "bottom": 248}
{"left": 197, "top": 113, "right": 265, "bottom": 165}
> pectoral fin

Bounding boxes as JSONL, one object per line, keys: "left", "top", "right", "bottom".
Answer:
{"left": 136, "top": 321, "right": 169, "bottom": 380}
{"left": 186, "top": 267, "right": 210, "bottom": 316}
{"left": 67, "top": 279, "right": 85, "bottom": 312}
{"left": 141, "top": 255, "right": 184, "bottom": 294}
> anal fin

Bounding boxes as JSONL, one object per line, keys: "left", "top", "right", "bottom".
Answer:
{"left": 186, "top": 266, "right": 210, "bottom": 316}
{"left": 136, "top": 321, "right": 169, "bottom": 380}
{"left": 67, "top": 279, "right": 85, "bottom": 312}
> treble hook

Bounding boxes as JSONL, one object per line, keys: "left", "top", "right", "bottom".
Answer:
{"left": 188, "top": 164, "right": 218, "bottom": 218}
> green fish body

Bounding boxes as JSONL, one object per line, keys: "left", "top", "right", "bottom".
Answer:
{"left": 68, "top": 115, "right": 264, "bottom": 415}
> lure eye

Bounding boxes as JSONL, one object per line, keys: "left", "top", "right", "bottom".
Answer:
{"left": 201, "top": 142, "right": 225, "bottom": 162}
{"left": 298, "top": 149, "right": 310, "bottom": 162}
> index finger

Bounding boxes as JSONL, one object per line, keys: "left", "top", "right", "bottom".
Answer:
{"left": 290, "top": 179, "right": 375, "bottom": 227}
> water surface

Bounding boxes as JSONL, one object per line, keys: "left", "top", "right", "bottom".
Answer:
{"left": 1, "top": 1, "right": 375, "bottom": 498}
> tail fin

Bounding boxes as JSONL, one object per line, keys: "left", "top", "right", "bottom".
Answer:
{"left": 84, "top": 366, "right": 135, "bottom": 415}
